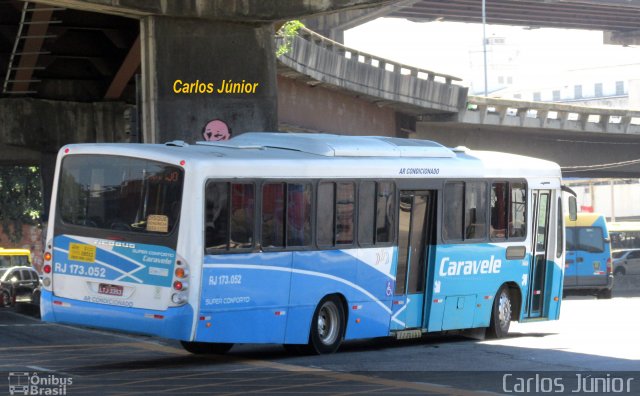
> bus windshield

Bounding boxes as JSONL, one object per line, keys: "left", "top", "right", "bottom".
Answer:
{"left": 57, "top": 155, "right": 183, "bottom": 234}
{"left": 566, "top": 227, "right": 604, "bottom": 253}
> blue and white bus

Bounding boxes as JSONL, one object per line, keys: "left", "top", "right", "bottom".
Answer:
{"left": 41, "top": 133, "right": 571, "bottom": 354}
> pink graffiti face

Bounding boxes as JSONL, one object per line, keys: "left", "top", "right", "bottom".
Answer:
{"left": 203, "top": 120, "right": 230, "bottom": 141}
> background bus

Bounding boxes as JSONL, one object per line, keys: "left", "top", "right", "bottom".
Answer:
{"left": 564, "top": 213, "right": 613, "bottom": 299}
{"left": 40, "top": 133, "right": 568, "bottom": 354}
{"left": 609, "top": 221, "right": 640, "bottom": 251}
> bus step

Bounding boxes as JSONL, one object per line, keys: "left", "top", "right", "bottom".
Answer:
{"left": 394, "top": 329, "right": 422, "bottom": 340}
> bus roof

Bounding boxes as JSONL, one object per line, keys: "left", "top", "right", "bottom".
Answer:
{"left": 60, "top": 133, "right": 562, "bottom": 180}
{"left": 0, "top": 248, "right": 30, "bottom": 256}
{"left": 565, "top": 213, "right": 607, "bottom": 228}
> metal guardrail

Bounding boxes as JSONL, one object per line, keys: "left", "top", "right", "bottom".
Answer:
{"left": 465, "top": 96, "right": 640, "bottom": 134}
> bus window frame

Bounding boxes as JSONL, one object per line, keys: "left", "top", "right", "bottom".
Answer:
{"left": 358, "top": 179, "right": 400, "bottom": 249}
{"left": 316, "top": 180, "right": 358, "bottom": 250}
{"left": 203, "top": 180, "right": 258, "bottom": 255}
{"left": 488, "top": 179, "right": 528, "bottom": 243}
{"left": 259, "top": 179, "right": 316, "bottom": 253}
{"left": 442, "top": 178, "right": 528, "bottom": 245}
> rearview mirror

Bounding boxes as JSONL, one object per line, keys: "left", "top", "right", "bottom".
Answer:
{"left": 568, "top": 196, "right": 577, "bottom": 221}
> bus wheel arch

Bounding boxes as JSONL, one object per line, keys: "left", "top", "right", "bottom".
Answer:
{"left": 504, "top": 282, "right": 522, "bottom": 321}
{"left": 487, "top": 283, "right": 517, "bottom": 339}
{"left": 308, "top": 293, "right": 347, "bottom": 354}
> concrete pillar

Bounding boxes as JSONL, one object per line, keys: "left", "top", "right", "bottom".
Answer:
{"left": 140, "top": 17, "right": 278, "bottom": 143}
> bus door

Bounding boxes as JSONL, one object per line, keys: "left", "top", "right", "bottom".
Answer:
{"left": 391, "top": 190, "right": 435, "bottom": 330}
{"left": 525, "top": 190, "right": 551, "bottom": 318}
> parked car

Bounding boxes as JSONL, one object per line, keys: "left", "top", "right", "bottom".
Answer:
{"left": 612, "top": 249, "right": 640, "bottom": 276}
{"left": 0, "top": 266, "right": 41, "bottom": 307}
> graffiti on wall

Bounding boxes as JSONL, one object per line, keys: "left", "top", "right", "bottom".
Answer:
{"left": 202, "top": 119, "right": 232, "bottom": 141}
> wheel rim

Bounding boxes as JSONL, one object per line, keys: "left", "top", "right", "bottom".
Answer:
{"left": 1, "top": 292, "right": 9, "bottom": 306}
{"left": 497, "top": 290, "right": 512, "bottom": 331}
{"left": 317, "top": 301, "right": 339, "bottom": 346}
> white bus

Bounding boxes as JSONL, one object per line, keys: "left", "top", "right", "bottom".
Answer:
{"left": 41, "top": 133, "right": 571, "bottom": 354}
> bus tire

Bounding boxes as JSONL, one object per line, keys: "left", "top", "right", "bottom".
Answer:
{"left": 596, "top": 289, "right": 612, "bottom": 299}
{"left": 309, "top": 295, "right": 345, "bottom": 354}
{"left": 180, "top": 341, "right": 233, "bottom": 355}
{"left": 487, "top": 285, "right": 512, "bottom": 339}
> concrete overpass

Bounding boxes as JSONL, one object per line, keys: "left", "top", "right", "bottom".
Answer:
{"left": 275, "top": 25, "right": 640, "bottom": 178}
{"left": 305, "top": 0, "right": 640, "bottom": 45}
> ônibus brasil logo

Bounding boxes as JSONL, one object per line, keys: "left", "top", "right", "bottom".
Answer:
{"left": 8, "top": 372, "right": 72, "bottom": 396}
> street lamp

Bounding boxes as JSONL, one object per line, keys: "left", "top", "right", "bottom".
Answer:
{"left": 482, "top": 0, "right": 488, "bottom": 96}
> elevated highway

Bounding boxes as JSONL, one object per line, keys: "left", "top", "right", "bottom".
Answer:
{"left": 277, "top": 26, "right": 640, "bottom": 178}
{"left": 306, "top": 0, "right": 640, "bottom": 45}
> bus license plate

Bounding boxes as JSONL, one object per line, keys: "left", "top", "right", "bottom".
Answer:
{"left": 98, "top": 284, "right": 123, "bottom": 297}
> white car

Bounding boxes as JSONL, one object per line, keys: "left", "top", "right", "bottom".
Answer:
{"left": 612, "top": 249, "right": 640, "bottom": 276}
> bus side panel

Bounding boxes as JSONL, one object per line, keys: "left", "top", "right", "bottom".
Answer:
{"left": 427, "top": 243, "right": 529, "bottom": 332}
{"left": 197, "top": 252, "right": 292, "bottom": 343}
{"left": 284, "top": 249, "right": 393, "bottom": 344}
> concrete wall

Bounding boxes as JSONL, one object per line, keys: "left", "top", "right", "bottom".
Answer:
{"left": 141, "top": 17, "right": 278, "bottom": 143}
{"left": 277, "top": 76, "right": 396, "bottom": 136}
{"left": 0, "top": 98, "right": 135, "bottom": 152}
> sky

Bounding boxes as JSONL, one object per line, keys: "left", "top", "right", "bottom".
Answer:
{"left": 344, "top": 18, "right": 640, "bottom": 92}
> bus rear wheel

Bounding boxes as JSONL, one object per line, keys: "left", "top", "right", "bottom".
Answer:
{"left": 309, "top": 296, "right": 345, "bottom": 354}
{"left": 487, "top": 285, "right": 512, "bottom": 339}
{"left": 180, "top": 341, "right": 233, "bottom": 355}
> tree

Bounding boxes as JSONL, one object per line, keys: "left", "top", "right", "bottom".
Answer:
{"left": 0, "top": 166, "right": 43, "bottom": 243}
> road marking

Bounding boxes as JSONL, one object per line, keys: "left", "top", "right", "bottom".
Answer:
{"left": 127, "top": 342, "right": 500, "bottom": 396}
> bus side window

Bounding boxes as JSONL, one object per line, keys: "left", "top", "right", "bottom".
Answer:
{"left": 491, "top": 182, "right": 508, "bottom": 240}
{"left": 286, "top": 183, "right": 312, "bottom": 247}
{"left": 358, "top": 182, "right": 375, "bottom": 246}
{"left": 205, "top": 182, "right": 255, "bottom": 253}
{"left": 465, "top": 181, "right": 487, "bottom": 240}
{"left": 336, "top": 182, "right": 355, "bottom": 245}
{"left": 509, "top": 182, "right": 527, "bottom": 239}
{"left": 205, "top": 182, "right": 229, "bottom": 252}
{"left": 443, "top": 182, "right": 464, "bottom": 241}
{"left": 230, "top": 184, "right": 255, "bottom": 249}
{"left": 317, "top": 182, "right": 335, "bottom": 246}
{"left": 376, "top": 181, "right": 395, "bottom": 244}
{"left": 262, "top": 183, "right": 285, "bottom": 248}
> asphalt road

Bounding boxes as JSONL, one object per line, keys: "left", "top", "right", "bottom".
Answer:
{"left": 1, "top": 294, "right": 639, "bottom": 395}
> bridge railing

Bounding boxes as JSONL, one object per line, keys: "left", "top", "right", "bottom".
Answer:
{"left": 276, "top": 26, "right": 468, "bottom": 114}
{"left": 465, "top": 96, "right": 640, "bottom": 134}
{"left": 292, "top": 26, "right": 463, "bottom": 85}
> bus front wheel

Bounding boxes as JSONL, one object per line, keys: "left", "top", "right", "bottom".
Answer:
{"left": 180, "top": 341, "right": 233, "bottom": 355}
{"left": 487, "top": 285, "right": 512, "bottom": 339}
{"left": 309, "top": 295, "right": 345, "bottom": 354}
